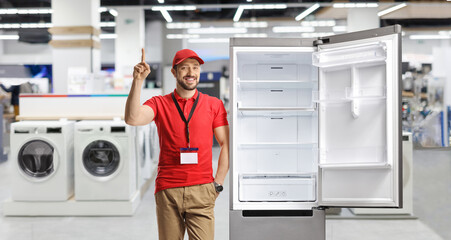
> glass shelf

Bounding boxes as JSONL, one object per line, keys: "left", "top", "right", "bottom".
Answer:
{"left": 312, "top": 87, "right": 386, "bottom": 103}
{"left": 238, "top": 107, "right": 316, "bottom": 117}
{"left": 237, "top": 80, "right": 316, "bottom": 89}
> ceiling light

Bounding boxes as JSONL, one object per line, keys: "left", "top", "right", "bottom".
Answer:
{"left": 302, "top": 32, "right": 334, "bottom": 38}
{"left": 301, "top": 20, "right": 335, "bottom": 27}
{"left": 0, "top": 8, "right": 53, "bottom": 14}
{"left": 247, "top": 0, "right": 252, "bottom": 2}
{"left": 99, "top": 22, "right": 116, "bottom": 27}
{"left": 0, "top": 23, "right": 53, "bottom": 29}
{"left": 233, "top": 4, "right": 287, "bottom": 22}
{"left": 188, "top": 38, "right": 229, "bottom": 43}
{"left": 333, "top": 26, "right": 347, "bottom": 32}
{"left": 233, "top": 6, "right": 244, "bottom": 22}
{"left": 159, "top": 9, "right": 173, "bottom": 22}
{"left": 166, "top": 22, "right": 201, "bottom": 29}
{"left": 100, "top": 34, "right": 117, "bottom": 39}
{"left": 0, "top": 35, "right": 19, "bottom": 40}
{"left": 109, "top": 9, "right": 118, "bottom": 17}
{"left": 98, "top": 7, "right": 108, "bottom": 12}
{"left": 295, "top": 3, "right": 320, "bottom": 21}
{"left": 158, "top": 0, "right": 164, "bottom": 3}
{"left": 272, "top": 26, "right": 315, "bottom": 33}
{"left": 166, "top": 34, "right": 200, "bottom": 39}
{"left": 409, "top": 35, "right": 451, "bottom": 40}
{"left": 234, "top": 33, "right": 267, "bottom": 38}
{"left": 333, "top": 3, "right": 378, "bottom": 8}
{"left": 233, "top": 21, "right": 268, "bottom": 28}
{"left": 377, "top": 3, "right": 407, "bottom": 17}
{"left": 188, "top": 27, "right": 247, "bottom": 34}
{"left": 151, "top": 6, "right": 196, "bottom": 11}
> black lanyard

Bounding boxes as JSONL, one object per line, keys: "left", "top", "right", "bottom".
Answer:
{"left": 171, "top": 92, "right": 200, "bottom": 148}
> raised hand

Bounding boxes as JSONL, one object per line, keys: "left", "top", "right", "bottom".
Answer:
{"left": 133, "top": 48, "right": 151, "bottom": 81}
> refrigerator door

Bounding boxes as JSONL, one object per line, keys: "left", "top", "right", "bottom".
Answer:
{"left": 230, "top": 38, "right": 320, "bottom": 210}
{"left": 314, "top": 26, "right": 402, "bottom": 208}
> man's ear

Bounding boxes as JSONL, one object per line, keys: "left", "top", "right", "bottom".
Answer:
{"left": 171, "top": 68, "right": 176, "bottom": 78}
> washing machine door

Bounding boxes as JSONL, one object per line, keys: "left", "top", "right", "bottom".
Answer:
{"left": 18, "top": 140, "right": 55, "bottom": 178}
{"left": 83, "top": 140, "right": 120, "bottom": 177}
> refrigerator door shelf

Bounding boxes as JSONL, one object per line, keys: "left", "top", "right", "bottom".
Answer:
{"left": 319, "top": 146, "right": 387, "bottom": 166}
{"left": 319, "top": 162, "right": 391, "bottom": 169}
{"left": 312, "top": 42, "right": 387, "bottom": 70}
{"left": 239, "top": 173, "right": 316, "bottom": 202}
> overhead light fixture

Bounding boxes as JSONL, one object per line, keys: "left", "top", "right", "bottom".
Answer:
{"left": 377, "top": 3, "right": 407, "bottom": 17}
{"left": 233, "top": 21, "right": 268, "bottom": 28}
{"left": 333, "top": 3, "right": 378, "bottom": 8}
{"left": 272, "top": 26, "right": 315, "bottom": 33}
{"left": 99, "top": 22, "right": 116, "bottom": 27}
{"left": 0, "top": 8, "right": 53, "bottom": 14}
{"left": 109, "top": 9, "right": 118, "bottom": 17}
{"left": 166, "top": 22, "right": 201, "bottom": 29}
{"left": 234, "top": 33, "right": 267, "bottom": 38}
{"left": 409, "top": 35, "right": 451, "bottom": 40}
{"left": 98, "top": 7, "right": 108, "bottom": 12}
{"left": 233, "top": 4, "right": 287, "bottom": 22}
{"left": 247, "top": 0, "right": 252, "bottom": 2}
{"left": 159, "top": 9, "right": 173, "bottom": 22}
{"left": 188, "top": 38, "right": 229, "bottom": 43}
{"left": 301, "top": 20, "right": 335, "bottom": 27}
{"left": 0, "top": 35, "right": 19, "bottom": 40}
{"left": 188, "top": 27, "right": 247, "bottom": 34}
{"left": 0, "top": 23, "right": 53, "bottom": 29}
{"left": 158, "top": 0, "right": 164, "bottom": 3}
{"left": 166, "top": 34, "right": 200, "bottom": 39}
{"left": 333, "top": 26, "right": 347, "bottom": 32}
{"left": 302, "top": 32, "right": 334, "bottom": 38}
{"left": 295, "top": 3, "right": 320, "bottom": 21}
{"left": 100, "top": 34, "right": 117, "bottom": 39}
{"left": 151, "top": 6, "right": 196, "bottom": 11}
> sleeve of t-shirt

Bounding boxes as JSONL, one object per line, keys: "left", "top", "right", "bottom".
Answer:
{"left": 213, "top": 98, "right": 228, "bottom": 129}
{"left": 143, "top": 97, "right": 158, "bottom": 120}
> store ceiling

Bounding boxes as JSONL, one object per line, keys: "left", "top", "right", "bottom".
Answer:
{"left": 0, "top": 0, "right": 450, "bottom": 30}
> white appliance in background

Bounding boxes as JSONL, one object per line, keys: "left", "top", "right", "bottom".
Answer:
{"left": 148, "top": 122, "right": 160, "bottom": 172}
{"left": 135, "top": 124, "right": 151, "bottom": 189}
{"left": 351, "top": 132, "right": 413, "bottom": 215}
{"left": 10, "top": 120, "right": 74, "bottom": 201}
{"left": 74, "top": 120, "right": 137, "bottom": 201}
{"left": 229, "top": 26, "right": 402, "bottom": 240}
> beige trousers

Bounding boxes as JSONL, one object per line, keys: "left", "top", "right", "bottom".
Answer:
{"left": 155, "top": 183, "right": 217, "bottom": 240}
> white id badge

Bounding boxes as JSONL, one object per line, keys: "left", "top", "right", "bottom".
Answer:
{"left": 180, "top": 148, "right": 199, "bottom": 164}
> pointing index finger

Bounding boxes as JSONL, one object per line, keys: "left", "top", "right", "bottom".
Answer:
{"left": 141, "top": 48, "right": 145, "bottom": 63}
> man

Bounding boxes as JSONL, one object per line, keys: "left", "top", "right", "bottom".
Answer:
{"left": 125, "top": 48, "right": 229, "bottom": 240}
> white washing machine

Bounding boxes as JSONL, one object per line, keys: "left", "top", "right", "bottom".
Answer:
{"left": 148, "top": 122, "right": 159, "bottom": 176}
{"left": 135, "top": 124, "right": 151, "bottom": 189}
{"left": 10, "top": 120, "right": 74, "bottom": 201}
{"left": 74, "top": 120, "right": 137, "bottom": 201}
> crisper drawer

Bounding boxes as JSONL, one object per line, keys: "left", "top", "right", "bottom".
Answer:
{"left": 239, "top": 174, "right": 316, "bottom": 202}
{"left": 238, "top": 88, "right": 313, "bottom": 108}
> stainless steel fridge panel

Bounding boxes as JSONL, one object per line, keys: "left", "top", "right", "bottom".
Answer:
{"left": 230, "top": 209, "right": 325, "bottom": 240}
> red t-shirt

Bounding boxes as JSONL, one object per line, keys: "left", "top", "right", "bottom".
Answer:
{"left": 143, "top": 89, "right": 228, "bottom": 193}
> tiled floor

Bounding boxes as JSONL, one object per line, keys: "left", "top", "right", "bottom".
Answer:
{"left": 0, "top": 147, "right": 447, "bottom": 240}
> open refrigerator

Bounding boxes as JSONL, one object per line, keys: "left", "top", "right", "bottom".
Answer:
{"left": 229, "top": 25, "right": 402, "bottom": 240}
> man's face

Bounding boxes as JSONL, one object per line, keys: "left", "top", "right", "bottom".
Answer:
{"left": 172, "top": 58, "right": 201, "bottom": 91}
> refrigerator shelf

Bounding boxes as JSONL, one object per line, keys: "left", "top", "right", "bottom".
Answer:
{"left": 238, "top": 142, "right": 317, "bottom": 149}
{"left": 238, "top": 107, "right": 316, "bottom": 116}
{"left": 237, "top": 80, "right": 316, "bottom": 89}
{"left": 312, "top": 42, "right": 387, "bottom": 70}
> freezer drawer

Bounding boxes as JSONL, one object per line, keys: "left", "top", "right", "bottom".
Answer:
{"left": 239, "top": 174, "right": 316, "bottom": 202}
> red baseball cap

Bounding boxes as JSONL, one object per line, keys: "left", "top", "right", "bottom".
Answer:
{"left": 172, "top": 49, "right": 204, "bottom": 68}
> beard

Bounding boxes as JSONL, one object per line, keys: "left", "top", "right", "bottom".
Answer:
{"left": 176, "top": 74, "right": 199, "bottom": 91}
